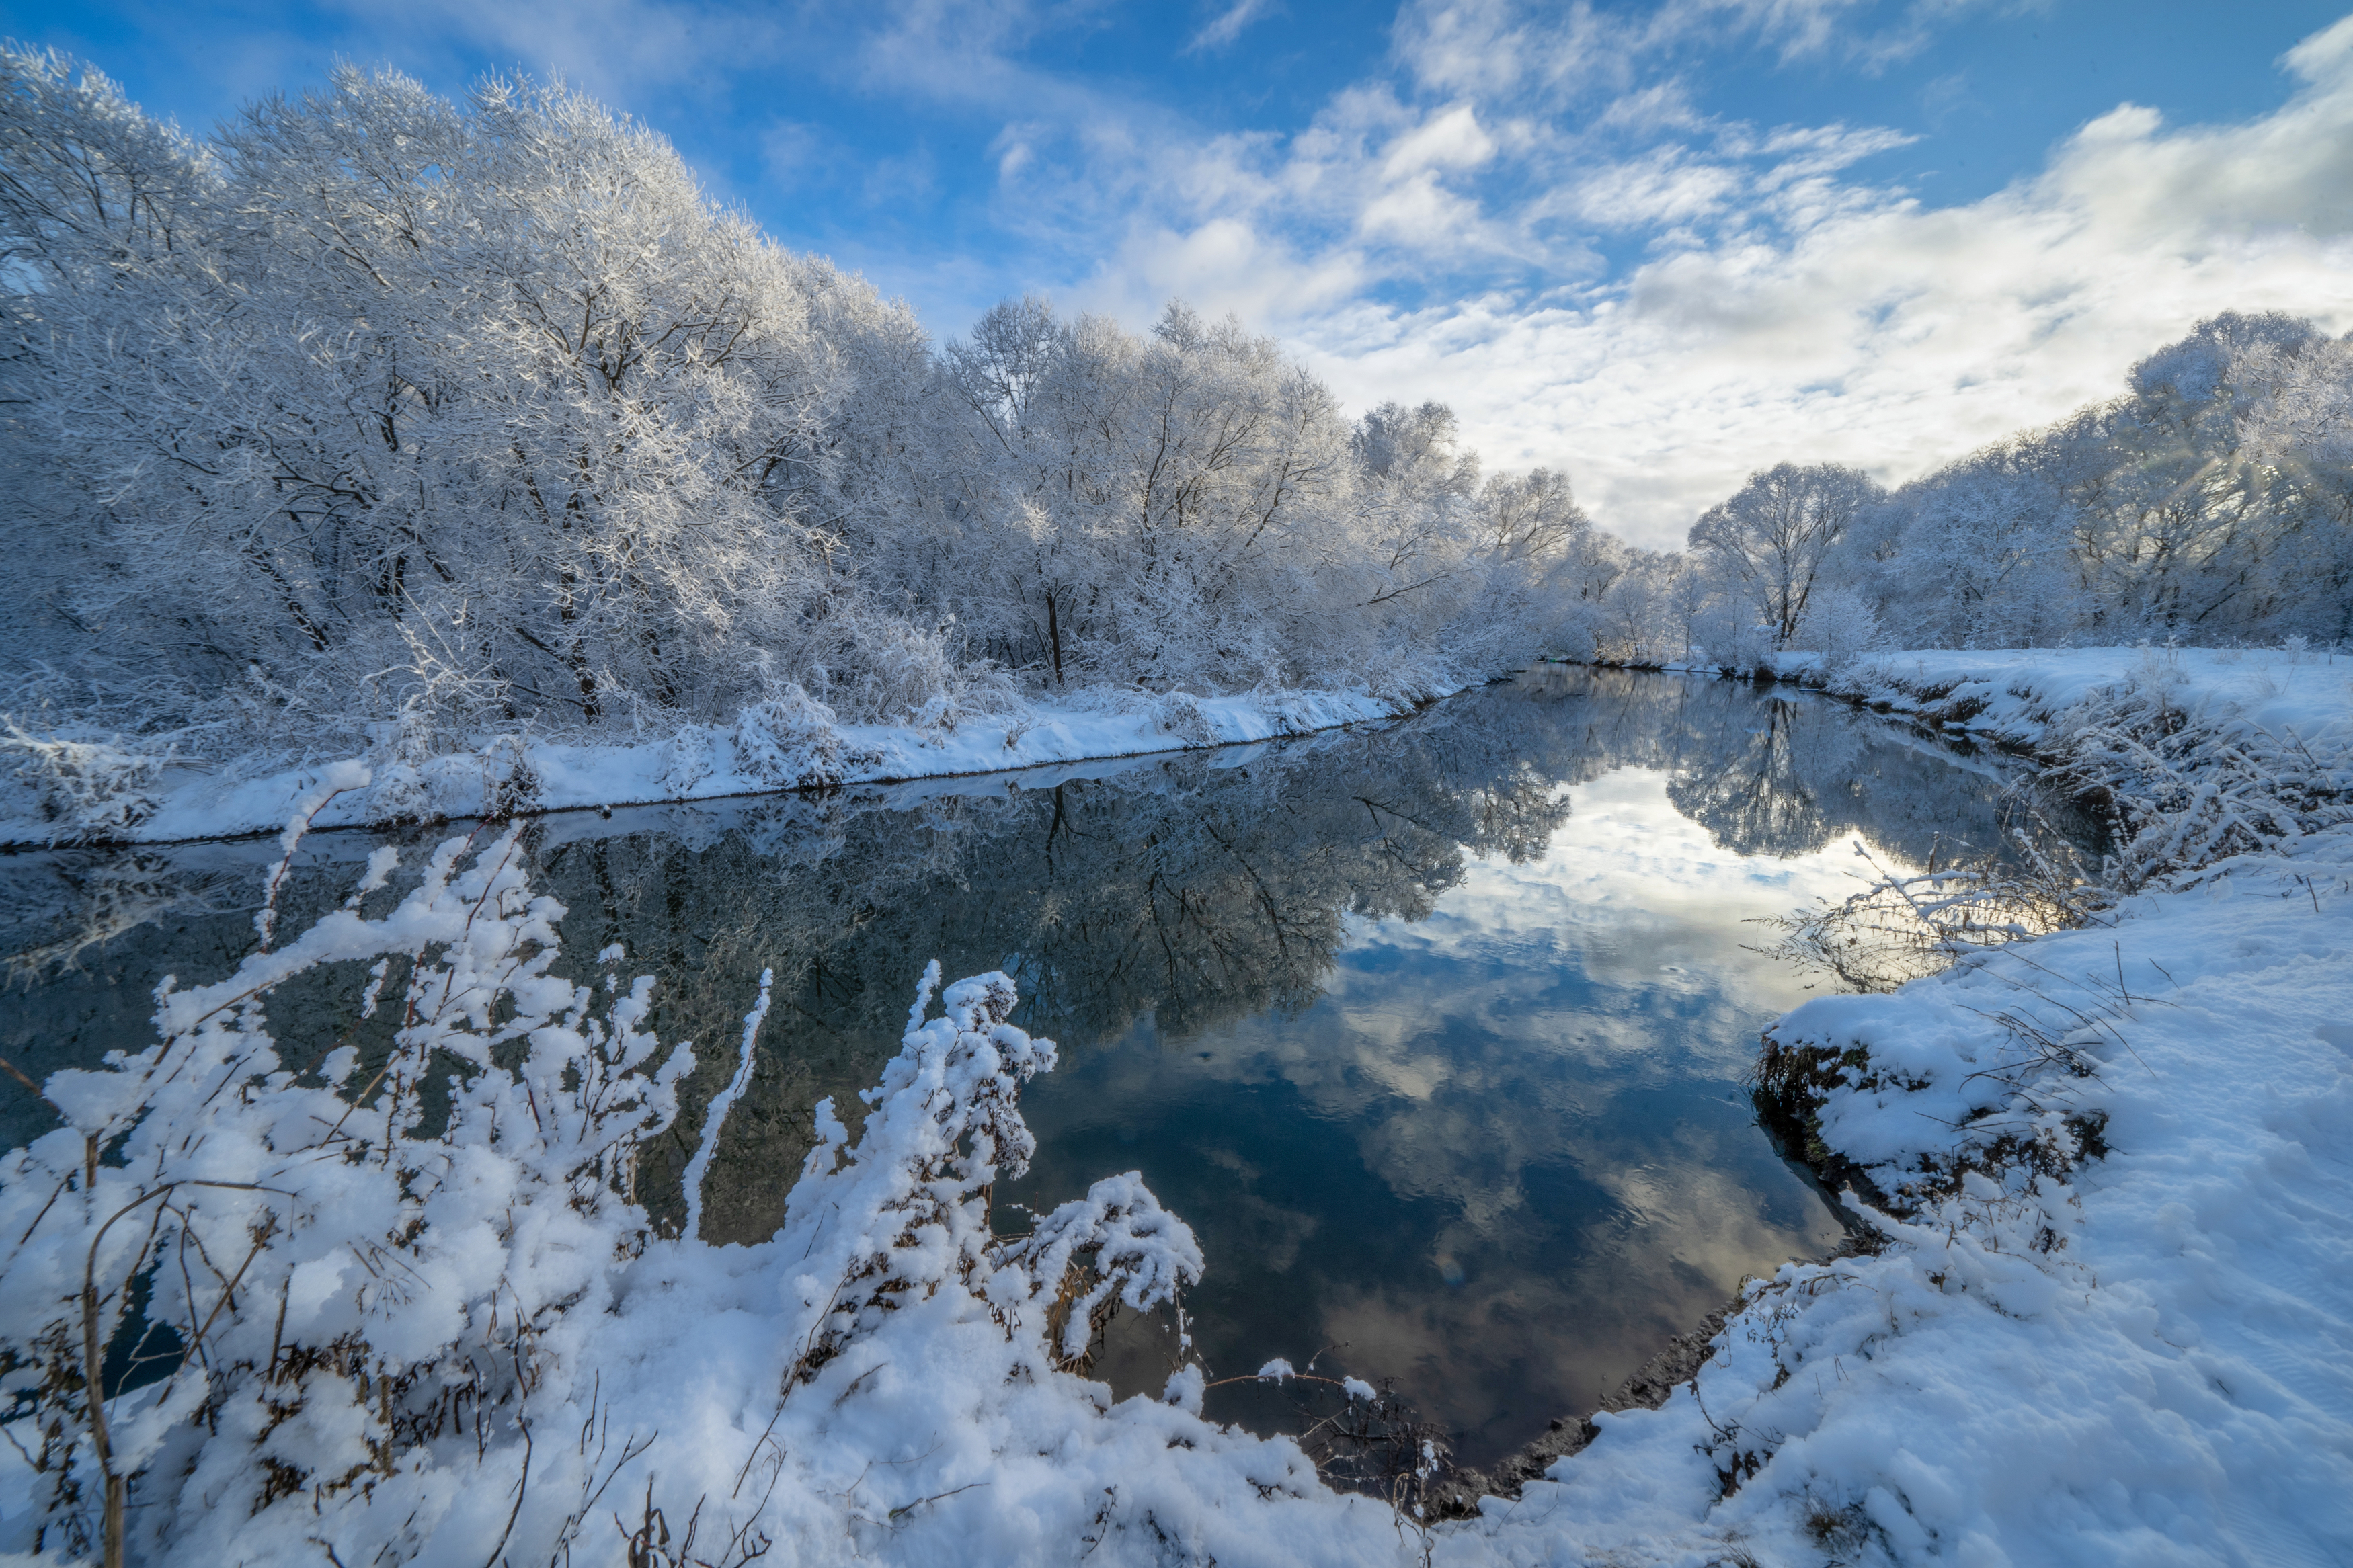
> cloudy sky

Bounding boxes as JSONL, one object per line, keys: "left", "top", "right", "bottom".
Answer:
{"left": 10, "top": 0, "right": 2353, "bottom": 546}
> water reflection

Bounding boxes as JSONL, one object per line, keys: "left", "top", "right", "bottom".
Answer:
{"left": 0, "top": 669, "right": 2061, "bottom": 1465}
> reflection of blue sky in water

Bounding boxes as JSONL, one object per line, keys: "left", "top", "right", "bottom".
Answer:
{"left": 1006, "top": 768, "right": 1866, "bottom": 1467}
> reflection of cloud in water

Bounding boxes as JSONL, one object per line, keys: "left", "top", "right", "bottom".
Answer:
{"left": 1368, "top": 765, "right": 1876, "bottom": 1020}
{"left": 1025, "top": 767, "right": 1868, "bottom": 1461}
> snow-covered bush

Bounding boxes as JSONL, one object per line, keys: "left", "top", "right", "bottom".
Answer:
{"left": 1152, "top": 690, "right": 1224, "bottom": 747}
{"left": 0, "top": 817, "right": 1210, "bottom": 1566}
{"left": 0, "top": 821, "right": 693, "bottom": 1560}
{"left": 1792, "top": 583, "right": 1882, "bottom": 675}
{"left": 0, "top": 723, "right": 174, "bottom": 844}
{"left": 733, "top": 684, "right": 853, "bottom": 787}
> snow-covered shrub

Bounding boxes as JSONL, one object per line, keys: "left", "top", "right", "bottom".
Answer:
{"left": 775, "top": 963, "right": 1203, "bottom": 1381}
{"left": 999, "top": 1172, "right": 1203, "bottom": 1370}
{"left": 0, "top": 824, "right": 694, "bottom": 1561}
{"left": 0, "top": 821, "right": 1207, "bottom": 1565}
{"left": 1152, "top": 690, "right": 1224, "bottom": 747}
{"left": 1792, "top": 583, "right": 1882, "bottom": 675}
{"left": 0, "top": 723, "right": 173, "bottom": 843}
{"left": 1251, "top": 691, "right": 1324, "bottom": 737}
{"left": 806, "top": 622, "right": 964, "bottom": 729}
{"left": 733, "top": 683, "right": 850, "bottom": 787}
{"left": 1685, "top": 601, "right": 1778, "bottom": 675}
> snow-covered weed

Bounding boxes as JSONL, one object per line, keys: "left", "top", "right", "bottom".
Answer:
{"left": 0, "top": 721, "right": 174, "bottom": 844}
{"left": 2047, "top": 667, "right": 2353, "bottom": 888}
{"left": 0, "top": 808, "right": 1209, "bottom": 1567}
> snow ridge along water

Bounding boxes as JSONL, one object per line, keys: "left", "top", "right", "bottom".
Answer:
{"left": 0, "top": 682, "right": 1443, "bottom": 848}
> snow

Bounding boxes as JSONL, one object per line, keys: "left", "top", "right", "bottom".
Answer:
{"left": 1607, "top": 822, "right": 2353, "bottom": 1565}
{"left": 682, "top": 968, "right": 774, "bottom": 1241}
{"left": 1766, "top": 643, "right": 2353, "bottom": 764}
{"left": 1584, "top": 645, "right": 2353, "bottom": 772}
{"left": 0, "top": 683, "right": 1439, "bottom": 849}
{"left": 6, "top": 653, "right": 2352, "bottom": 1565}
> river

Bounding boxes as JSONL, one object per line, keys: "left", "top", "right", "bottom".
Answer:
{"left": 0, "top": 667, "right": 2068, "bottom": 1468}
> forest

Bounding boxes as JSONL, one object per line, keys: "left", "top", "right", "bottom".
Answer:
{"left": 1575, "top": 309, "right": 2353, "bottom": 668}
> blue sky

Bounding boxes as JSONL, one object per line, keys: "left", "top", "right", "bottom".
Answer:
{"left": 9, "top": 1, "right": 2353, "bottom": 544}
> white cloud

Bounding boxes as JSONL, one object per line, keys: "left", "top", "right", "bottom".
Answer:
{"left": 1186, "top": 0, "right": 1277, "bottom": 55}
{"left": 1390, "top": 0, "right": 2001, "bottom": 106}
{"left": 1403, "top": 19, "right": 2353, "bottom": 543}
{"left": 1083, "top": 11, "right": 2353, "bottom": 546}
{"left": 1379, "top": 101, "right": 1497, "bottom": 177}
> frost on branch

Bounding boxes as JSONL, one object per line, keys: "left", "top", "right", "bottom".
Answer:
{"left": 772, "top": 963, "right": 1203, "bottom": 1383}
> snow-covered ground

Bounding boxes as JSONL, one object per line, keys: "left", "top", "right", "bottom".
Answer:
{"left": 1461, "top": 821, "right": 2353, "bottom": 1566}
{"left": 0, "top": 683, "right": 1437, "bottom": 848}
{"left": 1766, "top": 644, "right": 2353, "bottom": 766}
{"left": 6, "top": 651, "right": 2351, "bottom": 1565}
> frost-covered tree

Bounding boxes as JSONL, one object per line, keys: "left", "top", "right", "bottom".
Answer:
{"left": 4, "top": 55, "right": 928, "bottom": 743}
{"left": 1687, "top": 463, "right": 1885, "bottom": 651}
{"left": 1833, "top": 312, "right": 2353, "bottom": 651}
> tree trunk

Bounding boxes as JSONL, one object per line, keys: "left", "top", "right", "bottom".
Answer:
{"left": 1047, "top": 591, "right": 1064, "bottom": 687}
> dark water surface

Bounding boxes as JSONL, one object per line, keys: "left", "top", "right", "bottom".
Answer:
{"left": 0, "top": 669, "right": 2050, "bottom": 1467}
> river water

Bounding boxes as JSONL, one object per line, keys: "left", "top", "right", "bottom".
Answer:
{"left": 0, "top": 668, "right": 2057, "bottom": 1467}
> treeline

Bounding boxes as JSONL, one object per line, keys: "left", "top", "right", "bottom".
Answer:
{"left": 1566, "top": 310, "right": 2353, "bottom": 665}
{"left": 9, "top": 43, "right": 2343, "bottom": 788}
{"left": 0, "top": 50, "right": 1591, "bottom": 769}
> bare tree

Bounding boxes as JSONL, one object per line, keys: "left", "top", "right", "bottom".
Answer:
{"left": 1688, "top": 462, "right": 1885, "bottom": 649}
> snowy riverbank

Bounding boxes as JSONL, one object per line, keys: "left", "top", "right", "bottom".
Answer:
{"left": 0, "top": 682, "right": 1441, "bottom": 848}
{"left": 1489, "top": 821, "right": 2353, "bottom": 1565}
{"left": 1641, "top": 643, "right": 2353, "bottom": 767}
{"left": 1442, "top": 642, "right": 2353, "bottom": 1564}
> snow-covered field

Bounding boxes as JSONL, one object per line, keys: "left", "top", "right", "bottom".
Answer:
{"left": 5, "top": 649, "right": 2351, "bottom": 1565}
{"left": 0, "top": 683, "right": 1434, "bottom": 848}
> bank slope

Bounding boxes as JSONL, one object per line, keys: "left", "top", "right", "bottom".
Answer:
{"left": 0, "top": 683, "right": 1439, "bottom": 849}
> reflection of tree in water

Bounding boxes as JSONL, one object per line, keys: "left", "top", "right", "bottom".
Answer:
{"left": 1663, "top": 694, "right": 1857, "bottom": 858}
{"left": 1521, "top": 665, "right": 2077, "bottom": 869}
{"left": 512, "top": 709, "right": 1583, "bottom": 1241}
{"left": 2, "top": 668, "right": 2052, "bottom": 1236}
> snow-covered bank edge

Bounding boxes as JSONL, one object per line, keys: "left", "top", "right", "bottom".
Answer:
{"left": 1445, "top": 645, "right": 2353, "bottom": 1564}
{"left": 1569, "top": 643, "right": 2353, "bottom": 764}
{"left": 1, "top": 681, "right": 1458, "bottom": 850}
